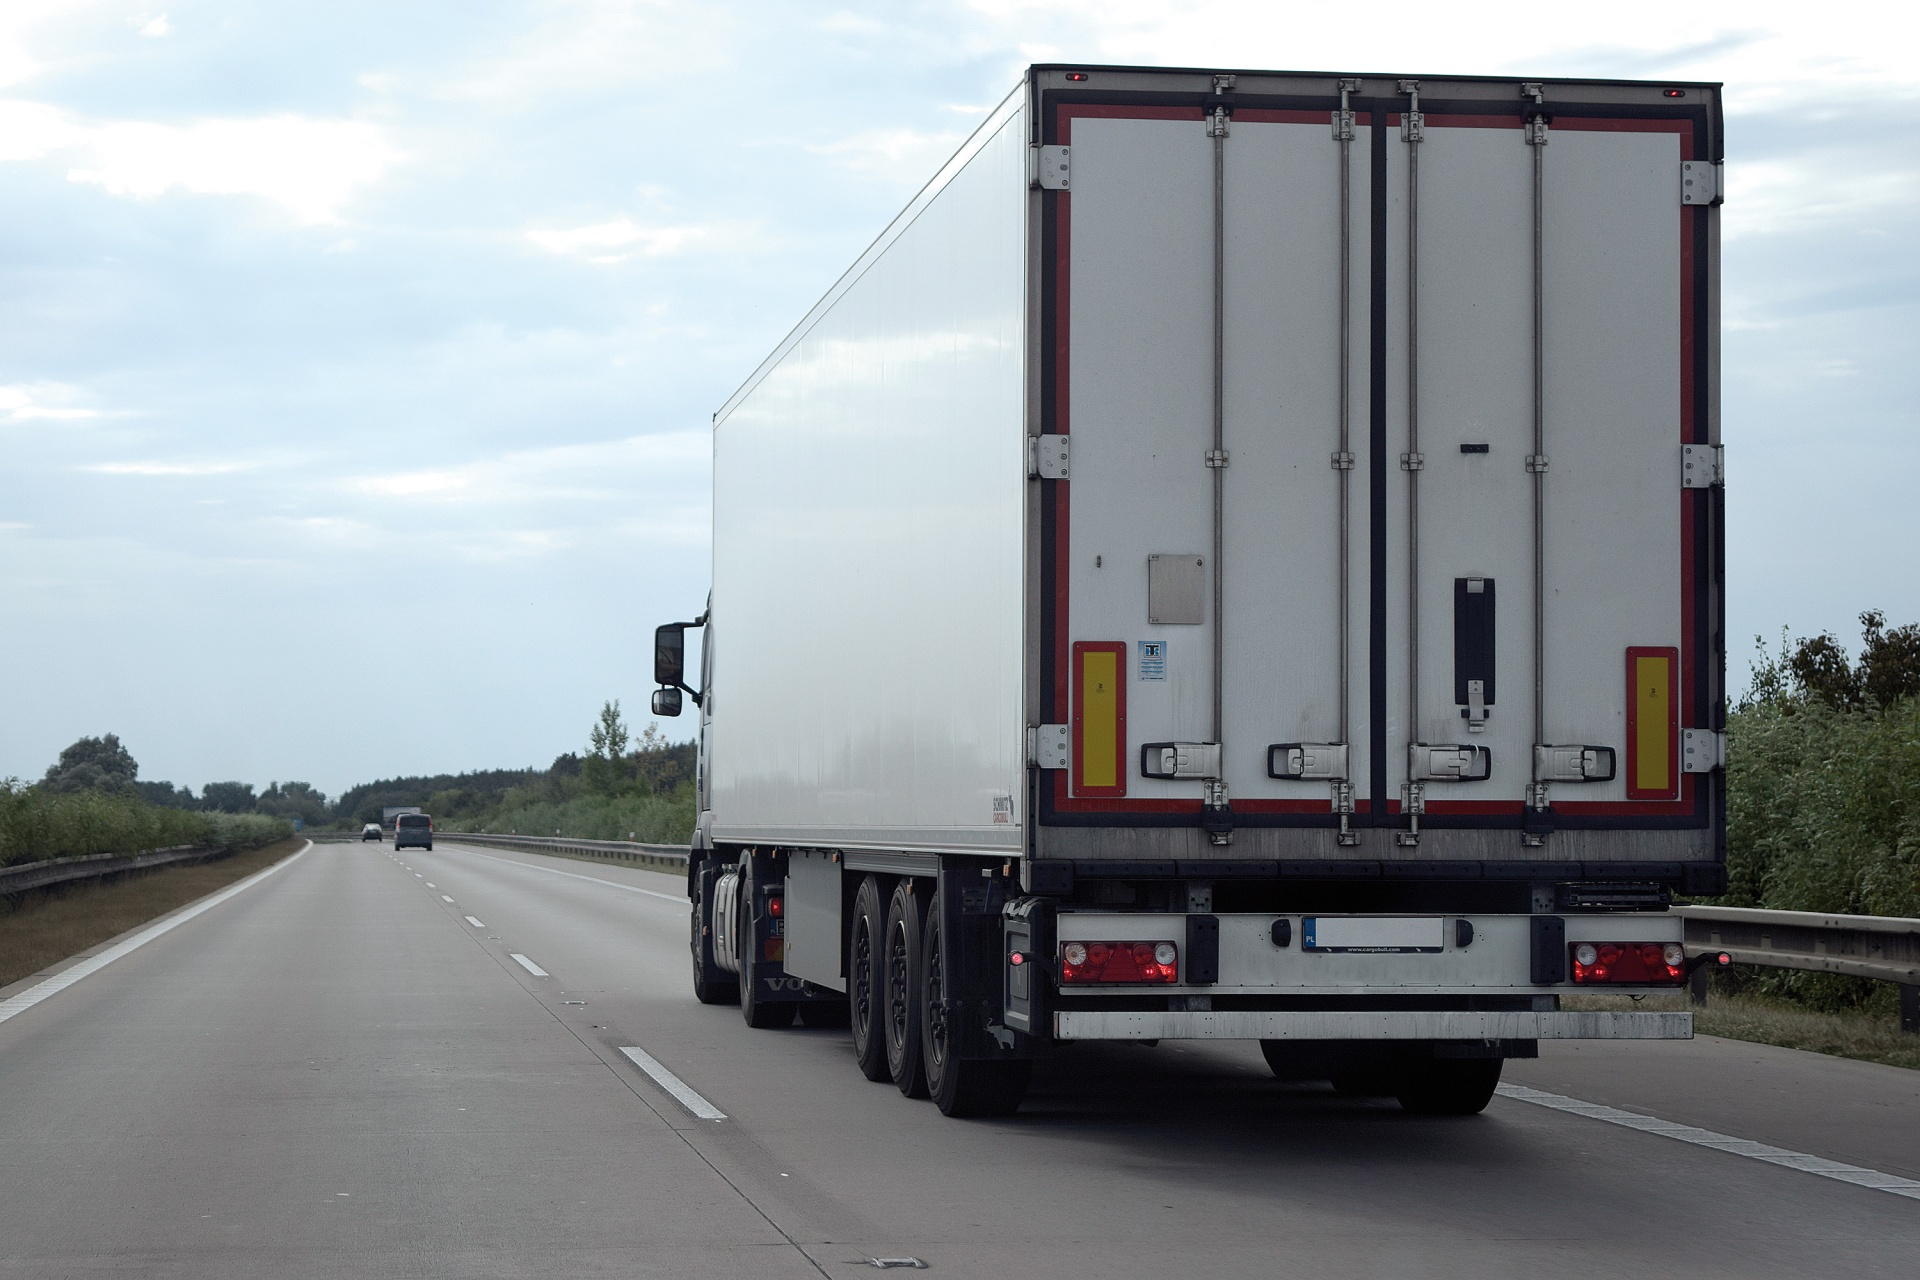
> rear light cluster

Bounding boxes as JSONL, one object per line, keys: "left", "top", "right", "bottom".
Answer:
{"left": 1060, "top": 941, "right": 1178, "bottom": 984}
{"left": 1572, "top": 941, "right": 1686, "bottom": 985}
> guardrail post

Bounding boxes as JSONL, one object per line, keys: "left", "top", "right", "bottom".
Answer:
{"left": 1903, "top": 983, "right": 1918, "bottom": 1035}
{"left": 1689, "top": 965, "right": 1710, "bottom": 1007}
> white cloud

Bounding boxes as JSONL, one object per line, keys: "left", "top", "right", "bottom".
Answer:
{"left": 808, "top": 127, "right": 965, "bottom": 177}
{"left": 85, "top": 460, "right": 251, "bottom": 476}
{"left": 525, "top": 217, "right": 724, "bottom": 263}
{"left": 0, "top": 98, "right": 405, "bottom": 223}
{"left": 0, "top": 382, "right": 99, "bottom": 422}
{"left": 348, "top": 431, "right": 708, "bottom": 505}
{"left": 139, "top": 14, "right": 170, "bottom": 39}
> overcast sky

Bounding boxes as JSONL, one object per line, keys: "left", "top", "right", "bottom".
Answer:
{"left": 2, "top": 0, "right": 1915, "bottom": 797}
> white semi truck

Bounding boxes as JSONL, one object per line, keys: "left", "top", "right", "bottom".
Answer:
{"left": 652, "top": 64, "right": 1728, "bottom": 1117}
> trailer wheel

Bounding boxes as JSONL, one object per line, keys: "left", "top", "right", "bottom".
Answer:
{"left": 921, "top": 887, "right": 1030, "bottom": 1118}
{"left": 1395, "top": 1059, "right": 1502, "bottom": 1116}
{"left": 739, "top": 859, "right": 795, "bottom": 1029}
{"left": 849, "top": 876, "right": 891, "bottom": 1081}
{"left": 690, "top": 866, "right": 738, "bottom": 1006}
{"left": 882, "top": 880, "right": 929, "bottom": 1097}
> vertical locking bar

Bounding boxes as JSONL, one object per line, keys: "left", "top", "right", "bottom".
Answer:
{"left": 1398, "top": 79, "right": 1423, "bottom": 847}
{"left": 1523, "top": 82, "right": 1551, "bottom": 836}
{"left": 1207, "top": 95, "right": 1231, "bottom": 842}
{"left": 1334, "top": 77, "right": 1360, "bottom": 845}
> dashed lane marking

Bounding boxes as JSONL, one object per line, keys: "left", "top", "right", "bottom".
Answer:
{"left": 446, "top": 846, "right": 685, "bottom": 903}
{"left": 464, "top": 916, "right": 485, "bottom": 928}
{"left": 0, "top": 843, "right": 311, "bottom": 1028}
{"left": 1497, "top": 1084, "right": 1920, "bottom": 1201}
{"left": 440, "top": 895, "right": 454, "bottom": 903}
{"left": 510, "top": 953, "right": 549, "bottom": 977}
{"left": 620, "top": 1046, "right": 727, "bottom": 1121}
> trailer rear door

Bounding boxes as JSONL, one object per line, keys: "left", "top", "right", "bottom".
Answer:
{"left": 1036, "top": 80, "right": 1717, "bottom": 850}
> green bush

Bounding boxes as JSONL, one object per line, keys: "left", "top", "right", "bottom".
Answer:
{"left": 1717, "top": 618, "right": 1920, "bottom": 1012}
{"left": 445, "top": 787, "right": 695, "bottom": 845}
{"left": 0, "top": 780, "right": 292, "bottom": 867}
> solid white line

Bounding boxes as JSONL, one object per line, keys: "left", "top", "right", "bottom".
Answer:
{"left": 447, "top": 845, "right": 686, "bottom": 903}
{"left": 1497, "top": 1084, "right": 1920, "bottom": 1201}
{"left": 619, "top": 1045, "right": 727, "bottom": 1121}
{"left": 464, "top": 916, "right": 485, "bottom": 928}
{"left": 440, "top": 895, "right": 454, "bottom": 903}
{"left": 510, "top": 953, "right": 549, "bottom": 977}
{"left": 0, "top": 842, "right": 311, "bottom": 1029}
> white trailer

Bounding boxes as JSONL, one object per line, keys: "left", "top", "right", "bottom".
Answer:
{"left": 653, "top": 65, "right": 1727, "bottom": 1117}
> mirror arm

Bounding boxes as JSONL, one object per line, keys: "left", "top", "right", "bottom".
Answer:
{"left": 682, "top": 614, "right": 707, "bottom": 705}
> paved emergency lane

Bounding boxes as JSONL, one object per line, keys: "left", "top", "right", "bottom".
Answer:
{"left": 4, "top": 839, "right": 1918, "bottom": 1278}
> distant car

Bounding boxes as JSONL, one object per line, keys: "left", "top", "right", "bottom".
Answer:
{"left": 361, "top": 822, "right": 383, "bottom": 842}
{"left": 394, "top": 813, "right": 433, "bottom": 850}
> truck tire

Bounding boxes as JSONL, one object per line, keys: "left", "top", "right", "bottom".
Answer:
{"left": 921, "top": 886, "right": 1030, "bottom": 1118}
{"left": 739, "top": 858, "right": 795, "bottom": 1029}
{"left": 1264, "top": 1041, "right": 1400, "bottom": 1096}
{"left": 690, "top": 866, "right": 738, "bottom": 1006}
{"left": 849, "top": 876, "right": 891, "bottom": 1081}
{"left": 1395, "top": 1059, "right": 1503, "bottom": 1116}
{"left": 883, "top": 880, "right": 929, "bottom": 1098}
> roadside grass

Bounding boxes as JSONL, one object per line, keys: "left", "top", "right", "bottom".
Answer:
{"left": 0, "top": 837, "right": 304, "bottom": 990}
{"left": 444, "top": 790, "right": 694, "bottom": 845}
{"left": 1565, "top": 990, "right": 1920, "bottom": 1071}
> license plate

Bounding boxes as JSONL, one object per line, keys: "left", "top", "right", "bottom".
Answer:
{"left": 1301, "top": 917, "right": 1444, "bottom": 954}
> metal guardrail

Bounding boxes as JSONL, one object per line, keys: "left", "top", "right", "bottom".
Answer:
{"left": 0, "top": 844, "right": 223, "bottom": 896}
{"left": 426, "top": 831, "right": 690, "bottom": 875}
{"left": 1676, "top": 904, "right": 1920, "bottom": 1033}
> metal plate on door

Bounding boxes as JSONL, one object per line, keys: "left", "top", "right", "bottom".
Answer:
{"left": 1147, "top": 554, "right": 1205, "bottom": 625}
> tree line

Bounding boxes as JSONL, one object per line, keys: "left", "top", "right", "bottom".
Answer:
{"left": 24, "top": 700, "right": 695, "bottom": 837}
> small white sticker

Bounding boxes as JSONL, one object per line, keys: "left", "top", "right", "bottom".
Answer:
{"left": 1138, "top": 640, "right": 1166, "bottom": 681}
{"left": 991, "top": 795, "right": 1013, "bottom": 824}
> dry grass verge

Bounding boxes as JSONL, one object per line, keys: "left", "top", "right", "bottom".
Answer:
{"left": 1566, "top": 990, "right": 1920, "bottom": 1071}
{"left": 0, "top": 837, "right": 304, "bottom": 990}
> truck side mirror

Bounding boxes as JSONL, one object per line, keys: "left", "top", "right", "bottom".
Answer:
{"left": 651, "top": 686, "right": 683, "bottom": 718}
{"left": 654, "top": 623, "right": 685, "bottom": 688}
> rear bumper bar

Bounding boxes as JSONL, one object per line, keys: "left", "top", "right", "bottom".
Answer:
{"left": 1052, "top": 1009, "right": 1691, "bottom": 1041}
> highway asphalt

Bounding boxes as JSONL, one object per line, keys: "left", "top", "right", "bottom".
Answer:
{"left": 2, "top": 838, "right": 1917, "bottom": 1277}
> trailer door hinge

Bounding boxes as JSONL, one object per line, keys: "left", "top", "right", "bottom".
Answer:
{"left": 1681, "top": 160, "right": 1723, "bottom": 206}
{"left": 1681, "top": 729, "right": 1725, "bottom": 774}
{"left": 1682, "top": 443, "right": 1724, "bottom": 489}
{"left": 1028, "top": 434, "right": 1069, "bottom": 479}
{"left": 1204, "top": 449, "right": 1229, "bottom": 469}
{"left": 1032, "top": 145, "right": 1069, "bottom": 191}
{"left": 1029, "top": 724, "right": 1071, "bottom": 771}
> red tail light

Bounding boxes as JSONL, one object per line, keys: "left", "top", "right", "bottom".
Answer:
{"left": 1060, "top": 940, "right": 1179, "bottom": 984}
{"left": 1571, "top": 941, "right": 1686, "bottom": 985}
{"left": 768, "top": 896, "right": 783, "bottom": 917}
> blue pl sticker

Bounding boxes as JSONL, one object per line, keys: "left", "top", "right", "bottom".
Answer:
{"left": 1138, "top": 640, "right": 1166, "bottom": 681}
